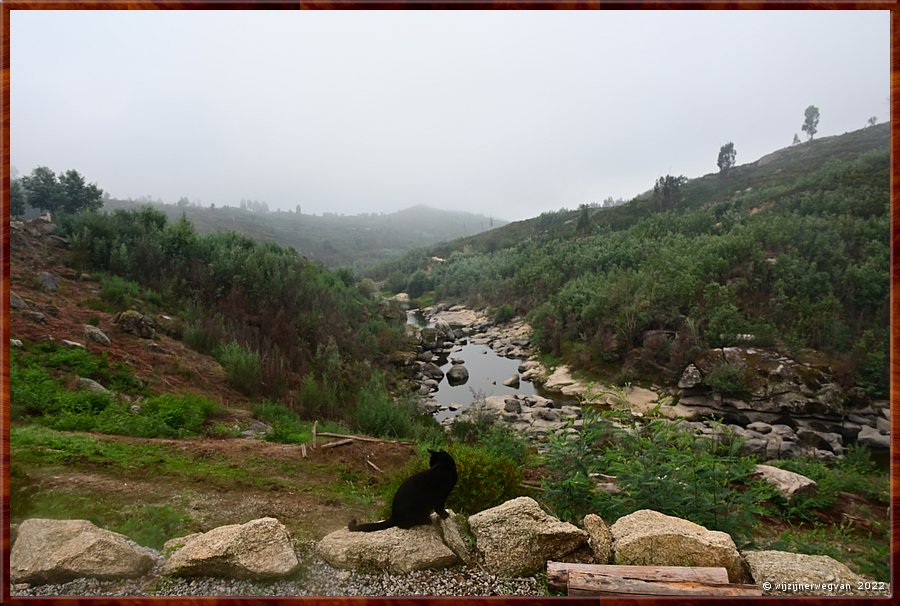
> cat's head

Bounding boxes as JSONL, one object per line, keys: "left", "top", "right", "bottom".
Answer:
{"left": 428, "top": 449, "right": 452, "bottom": 466}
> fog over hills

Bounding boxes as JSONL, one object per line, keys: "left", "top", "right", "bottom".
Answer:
{"left": 101, "top": 198, "right": 506, "bottom": 269}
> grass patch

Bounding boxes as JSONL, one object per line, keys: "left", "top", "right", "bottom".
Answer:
{"left": 13, "top": 341, "right": 146, "bottom": 396}
{"left": 11, "top": 342, "right": 221, "bottom": 438}
{"left": 11, "top": 425, "right": 250, "bottom": 488}
{"left": 251, "top": 402, "right": 350, "bottom": 444}
{"left": 11, "top": 488, "right": 192, "bottom": 551}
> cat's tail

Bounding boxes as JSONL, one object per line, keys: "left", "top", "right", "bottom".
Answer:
{"left": 347, "top": 518, "right": 395, "bottom": 532}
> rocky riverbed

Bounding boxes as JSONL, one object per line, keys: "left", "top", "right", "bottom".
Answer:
{"left": 405, "top": 304, "right": 891, "bottom": 463}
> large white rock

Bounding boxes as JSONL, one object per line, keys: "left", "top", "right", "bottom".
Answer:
{"left": 610, "top": 509, "right": 745, "bottom": 582}
{"left": 11, "top": 518, "right": 158, "bottom": 585}
{"left": 743, "top": 550, "right": 887, "bottom": 596}
{"left": 317, "top": 522, "right": 459, "bottom": 574}
{"left": 751, "top": 464, "right": 817, "bottom": 500}
{"left": 163, "top": 517, "right": 299, "bottom": 580}
{"left": 468, "top": 496, "right": 588, "bottom": 577}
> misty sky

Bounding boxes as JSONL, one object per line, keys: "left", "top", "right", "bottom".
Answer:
{"left": 11, "top": 10, "right": 889, "bottom": 222}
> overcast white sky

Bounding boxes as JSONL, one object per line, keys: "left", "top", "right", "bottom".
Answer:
{"left": 10, "top": 10, "right": 890, "bottom": 221}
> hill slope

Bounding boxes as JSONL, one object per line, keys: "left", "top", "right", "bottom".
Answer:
{"left": 373, "top": 123, "right": 890, "bottom": 396}
{"left": 100, "top": 200, "right": 506, "bottom": 269}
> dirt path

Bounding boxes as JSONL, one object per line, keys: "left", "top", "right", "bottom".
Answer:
{"left": 14, "top": 432, "right": 419, "bottom": 542}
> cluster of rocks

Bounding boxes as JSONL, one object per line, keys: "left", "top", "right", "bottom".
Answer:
{"left": 446, "top": 393, "right": 582, "bottom": 440}
{"left": 10, "top": 517, "right": 299, "bottom": 590}
{"left": 670, "top": 347, "right": 891, "bottom": 461}
{"left": 317, "top": 498, "right": 887, "bottom": 596}
{"left": 10, "top": 501, "right": 887, "bottom": 597}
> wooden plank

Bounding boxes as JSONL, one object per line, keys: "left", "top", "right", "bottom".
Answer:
{"left": 547, "top": 562, "right": 729, "bottom": 589}
{"left": 567, "top": 570, "right": 762, "bottom": 597}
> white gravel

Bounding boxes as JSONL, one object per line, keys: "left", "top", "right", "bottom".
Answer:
{"left": 10, "top": 542, "right": 545, "bottom": 597}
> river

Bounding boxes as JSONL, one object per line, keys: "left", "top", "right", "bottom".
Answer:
{"left": 408, "top": 311, "right": 554, "bottom": 420}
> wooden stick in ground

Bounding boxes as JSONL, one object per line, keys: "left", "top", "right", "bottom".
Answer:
{"left": 366, "top": 457, "right": 384, "bottom": 474}
{"left": 312, "top": 420, "right": 318, "bottom": 449}
{"left": 546, "top": 562, "right": 729, "bottom": 590}
{"left": 300, "top": 443, "right": 307, "bottom": 458}
{"left": 321, "top": 438, "right": 354, "bottom": 449}
{"left": 566, "top": 570, "right": 762, "bottom": 597}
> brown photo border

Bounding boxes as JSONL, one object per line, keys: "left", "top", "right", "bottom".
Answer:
{"left": 0, "top": 1, "right": 896, "bottom": 605}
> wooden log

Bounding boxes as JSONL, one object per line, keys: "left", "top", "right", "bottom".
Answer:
{"left": 316, "top": 431, "right": 416, "bottom": 445}
{"left": 312, "top": 420, "right": 318, "bottom": 449}
{"left": 321, "top": 438, "right": 354, "bottom": 449}
{"left": 567, "top": 570, "right": 762, "bottom": 597}
{"left": 547, "top": 562, "right": 729, "bottom": 590}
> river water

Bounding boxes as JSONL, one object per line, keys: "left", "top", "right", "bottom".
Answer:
{"left": 407, "top": 311, "right": 551, "bottom": 417}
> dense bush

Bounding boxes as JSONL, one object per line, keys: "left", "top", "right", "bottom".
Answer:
{"left": 445, "top": 443, "right": 523, "bottom": 515}
{"left": 59, "top": 204, "right": 409, "bottom": 408}
{"left": 541, "top": 409, "right": 769, "bottom": 544}
{"left": 216, "top": 340, "right": 262, "bottom": 396}
{"left": 353, "top": 373, "right": 418, "bottom": 439}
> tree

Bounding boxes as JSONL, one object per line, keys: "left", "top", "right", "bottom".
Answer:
{"left": 792, "top": 133, "right": 801, "bottom": 145}
{"left": 19, "top": 167, "right": 103, "bottom": 215}
{"left": 19, "top": 166, "right": 62, "bottom": 213}
{"left": 653, "top": 175, "right": 687, "bottom": 211}
{"left": 10, "top": 179, "right": 26, "bottom": 217}
{"left": 576, "top": 203, "right": 591, "bottom": 236}
{"left": 802, "top": 105, "right": 819, "bottom": 140}
{"left": 58, "top": 169, "right": 103, "bottom": 214}
{"left": 717, "top": 142, "right": 736, "bottom": 176}
{"left": 867, "top": 116, "right": 878, "bottom": 127}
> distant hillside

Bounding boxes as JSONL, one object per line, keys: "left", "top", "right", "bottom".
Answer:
{"left": 413, "top": 122, "right": 890, "bottom": 257}
{"left": 100, "top": 200, "right": 506, "bottom": 269}
{"left": 372, "top": 123, "right": 890, "bottom": 397}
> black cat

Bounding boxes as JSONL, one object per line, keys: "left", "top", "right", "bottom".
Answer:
{"left": 348, "top": 449, "right": 457, "bottom": 532}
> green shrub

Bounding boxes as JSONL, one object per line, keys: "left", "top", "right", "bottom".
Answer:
{"left": 703, "top": 364, "right": 751, "bottom": 396}
{"left": 446, "top": 443, "right": 523, "bottom": 515}
{"left": 449, "top": 405, "right": 529, "bottom": 467}
{"left": 183, "top": 326, "right": 220, "bottom": 356}
{"left": 253, "top": 401, "right": 309, "bottom": 444}
{"left": 354, "top": 373, "right": 416, "bottom": 439}
{"left": 492, "top": 303, "right": 516, "bottom": 324}
{"left": 216, "top": 341, "right": 262, "bottom": 396}
{"left": 99, "top": 274, "right": 141, "bottom": 310}
{"left": 139, "top": 392, "right": 221, "bottom": 437}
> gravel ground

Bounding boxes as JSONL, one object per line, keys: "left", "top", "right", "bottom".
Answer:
{"left": 10, "top": 542, "right": 546, "bottom": 597}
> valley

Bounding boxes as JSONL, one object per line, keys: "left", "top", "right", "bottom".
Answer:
{"left": 6, "top": 123, "right": 892, "bottom": 594}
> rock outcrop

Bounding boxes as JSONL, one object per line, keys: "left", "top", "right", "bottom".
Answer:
{"left": 467, "top": 497, "right": 587, "bottom": 577}
{"left": 114, "top": 310, "right": 156, "bottom": 339}
{"left": 610, "top": 509, "right": 745, "bottom": 583}
{"left": 163, "top": 518, "right": 299, "bottom": 580}
{"left": 11, "top": 518, "right": 158, "bottom": 585}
